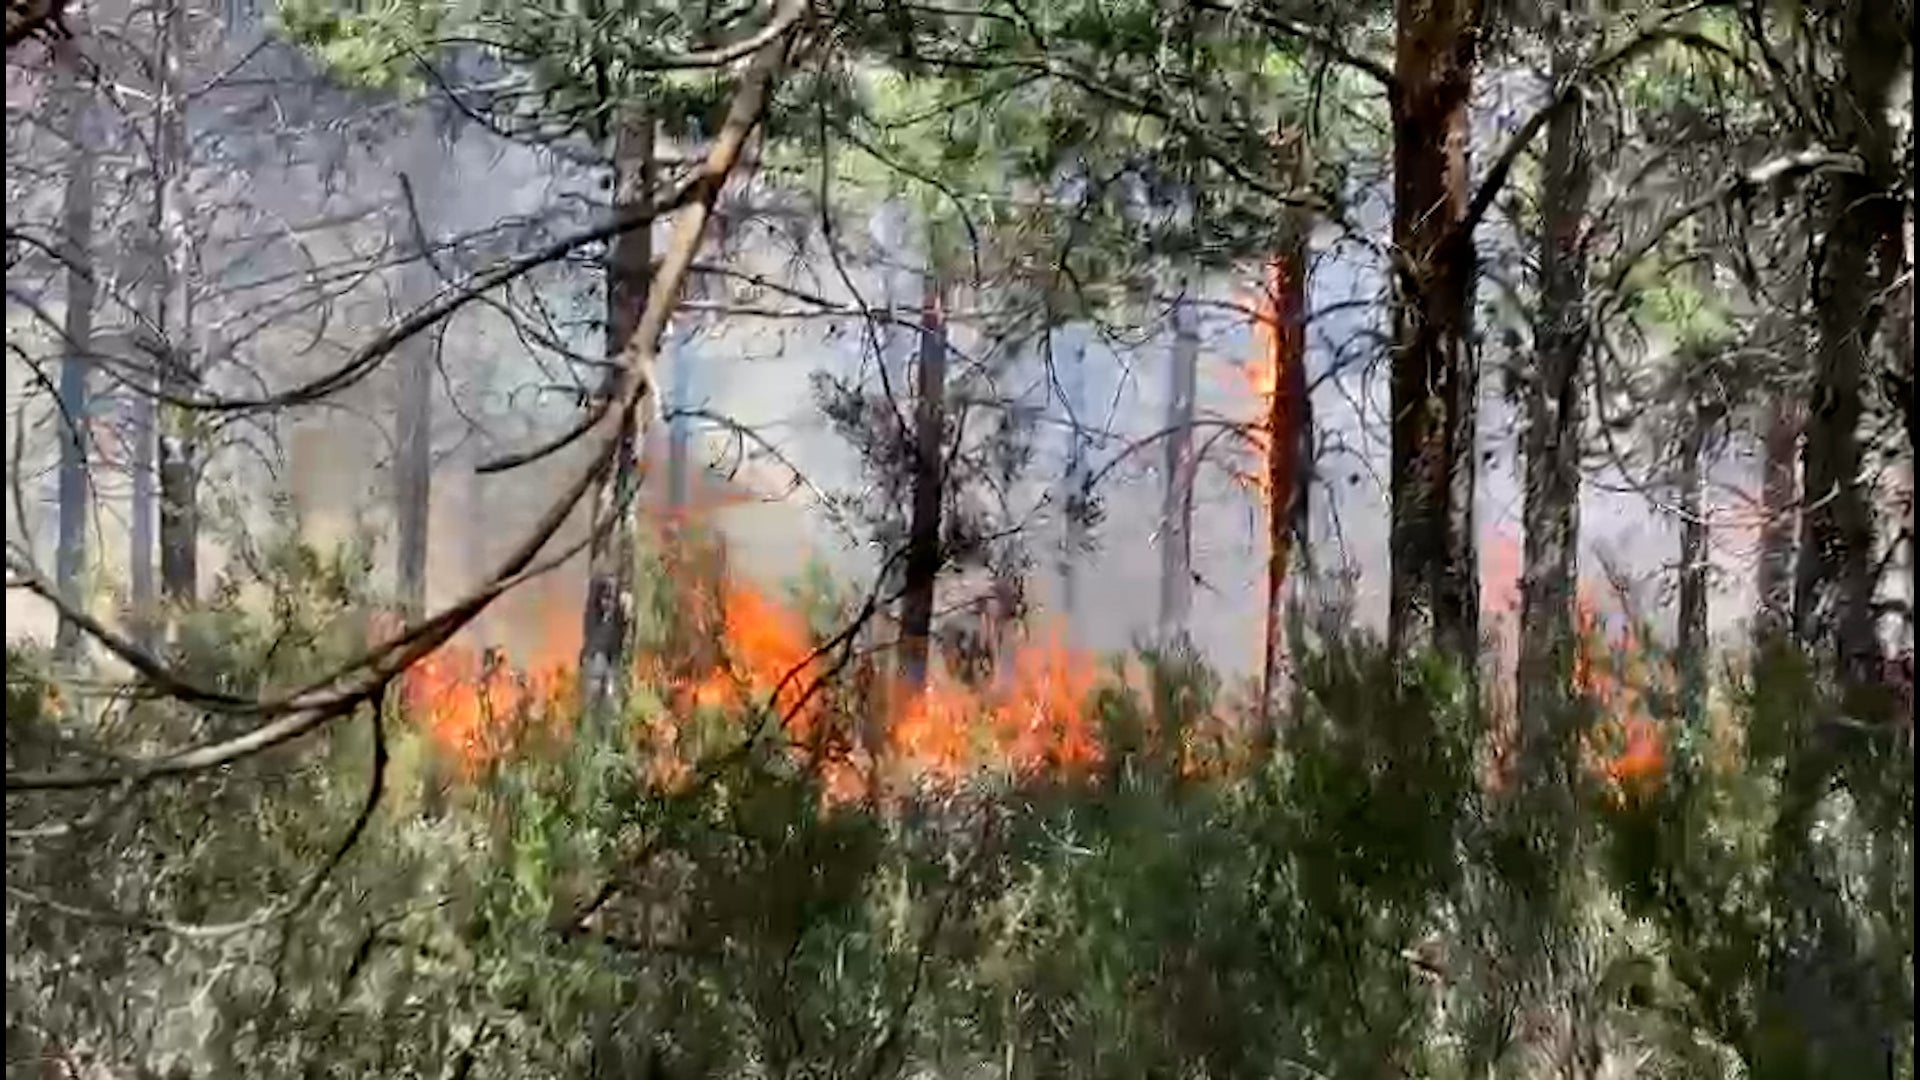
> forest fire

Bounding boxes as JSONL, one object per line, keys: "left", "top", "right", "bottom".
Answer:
{"left": 1575, "top": 602, "right": 1668, "bottom": 799}
{"left": 395, "top": 605, "right": 577, "bottom": 776}
{"left": 394, "top": 555, "right": 1104, "bottom": 803}
{"left": 1240, "top": 255, "right": 1309, "bottom": 523}
{"left": 1480, "top": 531, "right": 1669, "bottom": 799}
{"left": 1241, "top": 252, "right": 1311, "bottom": 720}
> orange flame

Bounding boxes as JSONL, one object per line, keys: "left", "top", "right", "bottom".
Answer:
{"left": 1575, "top": 600, "right": 1668, "bottom": 800}
{"left": 885, "top": 621, "right": 1103, "bottom": 786}
{"left": 1480, "top": 529, "right": 1669, "bottom": 799}
{"left": 387, "top": 601, "right": 578, "bottom": 777}
{"left": 390, "top": 542, "right": 1110, "bottom": 807}
{"left": 1238, "top": 256, "right": 1310, "bottom": 537}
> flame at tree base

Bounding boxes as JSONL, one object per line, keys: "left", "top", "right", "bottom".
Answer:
{"left": 388, "top": 544, "right": 1110, "bottom": 806}
{"left": 391, "top": 529, "right": 1672, "bottom": 809}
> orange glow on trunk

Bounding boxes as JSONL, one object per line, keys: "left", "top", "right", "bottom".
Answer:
{"left": 1242, "top": 255, "right": 1310, "bottom": 576}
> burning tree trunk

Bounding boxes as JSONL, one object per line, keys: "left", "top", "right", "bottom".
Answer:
{"left": 898, "top": 269, "right": 949, "bottom": 691}
{"left": 1795, "top": 0, "right": 1902, "bottom": 687}
{"left": 392, "top": 127, "right": 442, "bottom": 620}
{"left": 52, "top": 42, "right": 95, "bottom": 663}
{"left": 1517, "top": 9, "right": 1591, "bottom": 756}
{"left": 1157, "top": 287, "right": 1199, "bottom": 645}
{"left": 154, "top": 0, "right": 197, "bottom": 612}
{"left": 1388, "top": 0, "right": 1482, "bottom": 662}
{"left": 578, "top": 104, "right": 654, "bottom": 721}
{"left": 1255, "top": 226, "right": 1310, "bottom": 735}
{"left": 1676, "top": 404, "right": 1714, "bottom": 725}
{"left": 1754, "top": 394, "right": 1802, "bottom": 649}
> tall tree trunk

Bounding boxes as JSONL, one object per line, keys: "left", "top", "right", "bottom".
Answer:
{"left": 1676, "top": 405, "right": 1712, "bottom": 725}
{"left": 578, "top": 103, "right": 654, "bottom": 722}
{"left": 155, "top": 0, "right": 197, "bottom": 612}
{"left": 52, "top": 42, "right": 96, "bottom": 664}
{"left": 1517, "top": 9, "right": 1591, "bottom": 762}
{"left": 129, "top": 388, "right": 156, "bottom": 648}
{"left": 1795, "top": 0, "right": 1901, "bottom": 687}
{"left": 1257, "top": 221, "right": 1310, "bottom": 737}
{"left": 392, "top": 125, "right": 441, "bottom": 620}
{"left": 898, "top": 270, "right": 949, "bottom": 690}
{"left": 1157, "top": 288, "right": 1199, "bottom": 645}
{"left": 1057, "top": 327, "right": 1089, "bottom": 626}
{"left": 1389, "top": 0, "right": 1482, "bottom": 662}
{"left": 1772, "top": 13, "right": 1908, "bottom": 1066}
{"left": 1754, "top": 395, "right": 1802, "bottom": 649}
{"left": 1893, "top": 217, "right": 1914, "bottom": 646}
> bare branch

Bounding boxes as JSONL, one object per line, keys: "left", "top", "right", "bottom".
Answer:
{"left": 4, "top": 5, "right": 803, "bottom": 790}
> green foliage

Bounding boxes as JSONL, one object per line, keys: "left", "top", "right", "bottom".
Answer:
{"left": 276, "top": 0, "right": 445, "bottom": 92}
{"left": 7, "top": 535, "right": 1913, "bottom": 1078}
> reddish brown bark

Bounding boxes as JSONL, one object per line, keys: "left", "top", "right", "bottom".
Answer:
{"left": 1388, "top": 0, "right": 1484, "bottom": 662}
{"left": 1257, "top": 238, "right": 1310, "bottom": 734}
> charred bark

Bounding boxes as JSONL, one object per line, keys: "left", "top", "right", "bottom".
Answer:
{"left": 1388, "top": 0, "right": 1483, "bottom": 663}
{"left": 578, "top": 104, "right": 654, "bottom": 721}
{"left": 1516, "top": 10, "right": 1590, "bottom": 753}
{"left": 1794, "top": 0, "right": 1903, "bottom": 687}
{"left": 52, "top": 43, "right": 95, "bottom": 663}
{"left": 898, "top": 271, "right": 949, "bottom": 690}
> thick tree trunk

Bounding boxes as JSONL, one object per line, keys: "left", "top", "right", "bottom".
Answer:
{"left": 1796, "top": 199, "right": 1882, "bottom": 684}
{"left": 1157, "top": 289, "right": 1199, "bottom": 645}
{"left": 1795, "top": 0, "right": 1901, "bottom": 687}
{"left": 392, "top": 123, "right": 441, "bottom": 620}
{"left": 1517, "top": 12, "right": 1590, "bottom": 759}
{"left": 1257, "top": 229, "right": 1310, "bottom": 736}
{"left": 155, "top": 0, "right": 197, "bottom": 611}
{"left": 1388, "top": 0, "right": 1482, "bottom": 662}
{"left": 1754, "top": 395, "right": 1802, "bottom": 649}
{"left": 578, "top": 104, "right": 654, "bottom": 722}
{"left": 1766, "top": 16, "right": 1909, "bottom": 1074}
{"left": 52, "top": 44, "right": 96, "bottom": 663}
{"left": 898, "top": 271, "right": 949, "bottom": 690}
{"left": 1676, "top": 407, "right": 1712, "bottom": 725}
